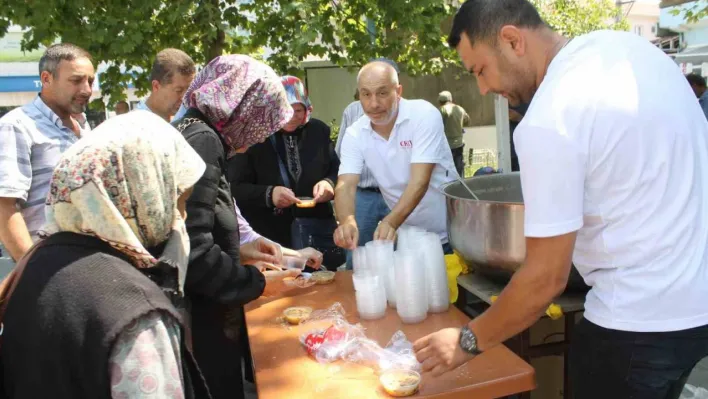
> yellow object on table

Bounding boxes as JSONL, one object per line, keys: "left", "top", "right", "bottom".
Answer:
{"left": 445, "top": 253, "right": 466, "bottom": 303}
{"left": 490, "top": 295, "right": 564, "bottom": 320}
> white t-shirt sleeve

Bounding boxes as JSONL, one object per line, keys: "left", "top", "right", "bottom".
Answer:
{"left": 338, "top": 126, "right": 364, "bottom": 175}
{"left": 515, "top": 125, "right": 585, "bottom": 238}
{"left": 411, "top": 106, "right": 446, "bottom": 164}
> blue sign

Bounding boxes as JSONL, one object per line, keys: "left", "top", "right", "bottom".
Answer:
{"left": 1, "top": 72, "right": 137, "bottom": 93}
{"left": 0, "top": 76, "right": 42, "bottom": 93}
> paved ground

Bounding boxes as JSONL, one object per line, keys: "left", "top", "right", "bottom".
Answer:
{"left": 686, "top": 358, "right": 708, "bottom": 394}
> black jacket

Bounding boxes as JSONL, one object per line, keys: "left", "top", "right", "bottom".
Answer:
{"left": 173, "top": 109, "right": 265, "bottom": 304}
{"left": 1, "top": 232, "right": 209, "bottom": 399}
{"left": 228, "top": 118, "right": 339, "bottom": 247}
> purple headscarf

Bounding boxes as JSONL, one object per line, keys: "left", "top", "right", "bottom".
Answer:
{"left": 183, "top": 55, "right": 294, "bottom": 153}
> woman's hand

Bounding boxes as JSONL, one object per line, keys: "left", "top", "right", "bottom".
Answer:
{"left": 240, "top": 237, "right": 283, "bottom": 266}
{"left": 313, "top": 180, "right": 334, "bottom": 203}
{"left": 273, "top": 186, "right": 299, "bottom": 208}
{"left": 261, "top": 269, "right": 302, "bottom": 297}
{"left": 297, "top": 247, "right": 324, "bottom": 270}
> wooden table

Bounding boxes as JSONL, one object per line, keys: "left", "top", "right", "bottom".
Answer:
{"left": 245, "top": 271, "right": 535, "bottom": 399}
{"left": 456, "top": 272, "right": 586, "bottom": 399}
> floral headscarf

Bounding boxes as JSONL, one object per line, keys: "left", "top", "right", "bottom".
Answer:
{"left": 280, "top": 75, "right": 313, "bottom": 125}
{"left": 183, "top": 54, "right": 294, "bottom": 153}
{"left": 41, "top": 111, "right": 206, "bottom": 297}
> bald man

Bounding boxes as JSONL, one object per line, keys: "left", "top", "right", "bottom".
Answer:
{"left": 334, "top": 61, "right": 458, "bottom": 252}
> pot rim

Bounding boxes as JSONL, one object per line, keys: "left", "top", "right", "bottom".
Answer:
{"left": 441, "top": 176, "right": 525, "bottom": 206}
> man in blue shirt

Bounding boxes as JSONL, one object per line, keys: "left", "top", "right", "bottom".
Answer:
{"left": 686, "top": 73, "right": 708, "bottom": 120}
{"left": 0, "top": 43, "right": 94, "bottom": 272}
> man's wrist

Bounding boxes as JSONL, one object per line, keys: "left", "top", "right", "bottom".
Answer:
{"left": 382, "top": 216, "right": 400, "bottom": 230}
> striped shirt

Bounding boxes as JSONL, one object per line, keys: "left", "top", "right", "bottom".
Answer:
{"left": 0, "top": 95, "right": 90, "bottom": 237}
{"left": 335, "top": 101, "right": 377, "bottom": 188}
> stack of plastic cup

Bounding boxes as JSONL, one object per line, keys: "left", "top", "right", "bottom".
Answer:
{"left": 396, "top": 226, "right": 426, "bottom": 252}
{"left": 421, "top": 233, "right": 450, "bottom": 313}
{"left": 394, "top": 250, "right": 428, "bottom": 324}
{"left": 365, "top": 240, "right": 396, "bottom": 308}
{"left": 352, "top": 246, "right": 370, "bottom": 275}
{"left": 353, "top": 273, "right": 387, "bottom": 320}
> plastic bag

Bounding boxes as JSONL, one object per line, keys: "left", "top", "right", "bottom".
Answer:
{"left": 681, "top": 384, "right": 708, "bottom": 399}
{"left": 344, "top": 330, "right": 421, "bottom": 374}
{"left": 300, "top": 317, "right": 367, "bottom": 363}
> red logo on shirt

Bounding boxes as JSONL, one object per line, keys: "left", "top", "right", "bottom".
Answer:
{"left": 400, "top": 140, "right": 413, "bottom": 149}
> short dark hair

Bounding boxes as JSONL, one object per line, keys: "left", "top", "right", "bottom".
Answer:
{"left": 686, "top": 73, "right": 706, "bottom": 88}
{"left": 116, "top": 100, "right": 129, "bottom": 107}
{"left": 448, "top": 0, "right": 546, "bottom": 48}
{"left": 38, "top": 43, "right": 92, "bottom": 77}
{"left": 150, "top": 49, "right": 196, "bottom": 84}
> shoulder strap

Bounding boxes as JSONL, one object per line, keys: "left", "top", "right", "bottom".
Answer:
{"left": 269, "top": 135, "right": 292, "bottom": 188}
{"left": 0, "top": 240, "right": 47, "bottom": 349}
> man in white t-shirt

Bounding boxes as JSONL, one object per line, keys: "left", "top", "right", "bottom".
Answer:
{"left": 333, "top": 61, "right": 458, "bottom": 251}
{"left": 414, "top": 1, "right": 708, "bottom": 397}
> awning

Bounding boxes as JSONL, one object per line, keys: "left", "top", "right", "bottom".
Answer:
{"left": 674, "top": 45, "right": 708, "bottom": 65}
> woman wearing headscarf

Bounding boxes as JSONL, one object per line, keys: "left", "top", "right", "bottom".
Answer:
{"left": 1, "top": 112, "right": 209, "bottom": 398}
{"left": 173, "top": 55, "right": 298, "bottom": 399}
{"left": 229, "top": 76, "right": 341, "bottom": 267}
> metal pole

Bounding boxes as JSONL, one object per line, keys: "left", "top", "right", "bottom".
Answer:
{"left": 494, "top": 94, "right": 511, "bottom": 173}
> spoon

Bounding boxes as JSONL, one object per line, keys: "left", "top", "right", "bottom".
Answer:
{"left": 456, "top": 175, "right": 479, "bottom": 201}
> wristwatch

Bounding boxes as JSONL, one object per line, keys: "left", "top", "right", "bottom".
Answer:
{"left": 459, "top": 325, "right": 482, "bottom": 356}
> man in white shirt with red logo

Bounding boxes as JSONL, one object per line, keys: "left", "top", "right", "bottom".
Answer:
{"left": 334, "top": 61, "right": 458, "bottom": 252}
{"left": 414, "top": 0, "right": 708, "bottom": 397}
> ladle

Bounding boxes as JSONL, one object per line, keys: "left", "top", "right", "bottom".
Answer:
{"left": 455, "top": 175, "right": 479, "bottom": 201}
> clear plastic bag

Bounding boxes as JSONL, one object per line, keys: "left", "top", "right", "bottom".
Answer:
{"left": 298, "top": 302, "right": 421, "bottom": 372}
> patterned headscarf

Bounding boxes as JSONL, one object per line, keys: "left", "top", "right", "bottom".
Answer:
{"left": 41, "top": 111, "right": 206, "bottom": 296}
{"left": 183, "top": 55, "right": 294, "bottom": 152}
{"left": 280, "top": 75, "right": 313, "bottom": 125}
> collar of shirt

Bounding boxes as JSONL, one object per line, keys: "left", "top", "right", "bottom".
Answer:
{"left": 135, "top": 100, "right": 153, "bottom": 113}
{"left": 31, "top": 95, "right": 90, "bottom": 133}
{"left": 359, "top": 98, "right": 412, "bottom": 141}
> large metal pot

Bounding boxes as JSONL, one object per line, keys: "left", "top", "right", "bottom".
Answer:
{"left": 443, "top": 172, "right": 588, "bottom": 291}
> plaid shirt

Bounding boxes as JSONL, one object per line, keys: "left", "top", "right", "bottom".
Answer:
{"left": 0, "top": 95, "right": 90, "bottom": 237}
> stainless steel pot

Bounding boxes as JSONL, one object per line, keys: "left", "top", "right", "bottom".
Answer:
{"left": 443, "top": 172, "right": 588, "bottom": 291}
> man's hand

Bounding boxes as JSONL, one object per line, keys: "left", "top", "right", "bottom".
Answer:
{"left": 261, "top": 269, "right": 302, "bottom": 297}
{"left": 334, "top": 221, "right": 359, "bottom": 250}
{"left": 240, "top": 237, "right": 283, "bottom": 266}
{"left": 413, "top": 327, "right": 475, "bottom": 377}
{"left": 313, "top": 180, "right": 335, "bottom": 203}
{"left": 272, "top": 186, "right": 298, "bottom": 208}
{"left": 373, "top": 219, "right": 397, "bottom": 241}
{"left": 297, "top": 247, "right": 324, "bottom": 270}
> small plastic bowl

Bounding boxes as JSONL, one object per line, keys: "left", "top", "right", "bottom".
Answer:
{"left": 380, "top": 369, "right": 421, "bottom": 397}
{"left": 283, "top": 255, "right": 307, "bottom": 270}
{"left": 283, "top": 306, "right": 313, "bottom": 325}
{"left": 296, "top": 197, "right": 317, "bottom": 208}
{"left": 311, "top": 270, "right": 336, "bottom": 285}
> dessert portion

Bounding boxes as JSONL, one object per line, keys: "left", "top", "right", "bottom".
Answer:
{"left": 311, "top": 270, "right": 335, "bottom": 285}
{"left": 296, "top": 197, "right": 316, "bottom": 208}
{"left": 380, "top": 369, "right": 421, "bottom": 397}
{"left": 283, "top": 306, "right": 313, "bottom": 325}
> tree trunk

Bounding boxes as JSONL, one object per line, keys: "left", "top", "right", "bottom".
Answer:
{"left": 205, "top": 28, "right": 226, "bottom": 62}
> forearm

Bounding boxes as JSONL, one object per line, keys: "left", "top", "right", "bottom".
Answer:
{"left": 468, "top": 257, "right": 569, "bottom": 352}
{"left": 334, "top": 184, "right": 357, "bottom": 225}
{"left": 0, "top": 200, "right": 32, "bottom": 260}
{"left": 281, "top": 247, "right": 300, "bottom": 257}
{"left": 383, "top": 181, "right": 428, "bottom": 228}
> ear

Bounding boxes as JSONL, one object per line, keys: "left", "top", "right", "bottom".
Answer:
{"left": 40, "top": 70, "right": 53, "bottom": 87}
{"left": 396, "top": 84, "right": 403, "bottom": 98}
{"left": 151, "top": 80, "right": 161, "bottom": 92}
{"left": 499, "top": 25, "right": 525, "bottom": 56}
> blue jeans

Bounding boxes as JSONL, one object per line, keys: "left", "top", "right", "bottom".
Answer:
{"left": 345, "top": 188, "right": 390, "bottom": 270}
{"left": 0, "top": 242, "right": 15, "bottom": 280}
{"left": 569, "top": 318, "right": 708, "bottom": 399}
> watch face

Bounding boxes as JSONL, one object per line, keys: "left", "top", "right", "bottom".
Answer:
{"left": 460, "top": 327, "right": 477, "bottom": 353}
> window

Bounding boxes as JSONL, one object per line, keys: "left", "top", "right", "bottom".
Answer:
{"left": 652, "top": 24, "right": 657, "bottom": 34}
{"left": 635, "top": 25, "right": 643, "bottom": 36}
